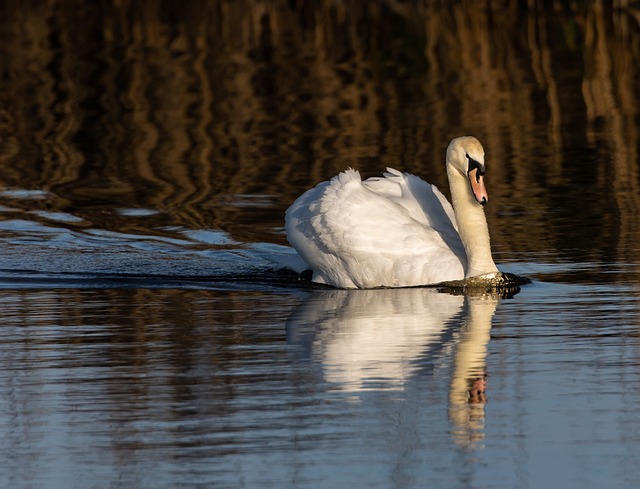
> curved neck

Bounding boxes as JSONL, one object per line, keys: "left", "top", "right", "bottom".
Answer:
{"left": 447, "top": 167, "right": 499, "bottom": 278}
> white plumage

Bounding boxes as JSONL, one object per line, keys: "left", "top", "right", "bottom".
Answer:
{"left": 285, "top": 136, "right": 499, "bottom": 288}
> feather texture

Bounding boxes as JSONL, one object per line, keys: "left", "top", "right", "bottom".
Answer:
{"left": 285, "top": 137, "right": 499, "bottom": 288}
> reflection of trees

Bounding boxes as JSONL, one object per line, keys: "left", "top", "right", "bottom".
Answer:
{"left": 581, "top": 2, "right": 640, "bottom": 271}
{"left": 0, "top": 1, "right": 638, "bottom": 257}
{"left": 0, "top": 287, "right": 298, "bottom": 483}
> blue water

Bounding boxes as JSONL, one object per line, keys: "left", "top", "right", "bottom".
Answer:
{"left": 1, "top": 229, "right": 639, "bottom": 489}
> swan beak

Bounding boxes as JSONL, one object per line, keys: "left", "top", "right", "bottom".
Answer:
{"left": 468, "top": 168, "right": 488, "bottom": 205}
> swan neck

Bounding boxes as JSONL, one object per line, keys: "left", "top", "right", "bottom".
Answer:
{"left": 447, "top": 167, "right": 499, "bottom": 278}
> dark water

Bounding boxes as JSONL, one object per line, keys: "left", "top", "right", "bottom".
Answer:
{"left": 1, "top": 2, "right": 640, "bottom": 488}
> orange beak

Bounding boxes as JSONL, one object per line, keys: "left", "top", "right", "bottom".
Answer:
{"left": 468, "top": 168, "right": 488, "bottom": 205}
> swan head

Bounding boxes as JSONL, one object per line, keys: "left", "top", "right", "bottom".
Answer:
{"left": 446, "top": 136, "right": 489, "bottom": 206}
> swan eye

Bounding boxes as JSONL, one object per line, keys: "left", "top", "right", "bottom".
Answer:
{"left": 466, "top": 155, "right": 485, "bottom": 176}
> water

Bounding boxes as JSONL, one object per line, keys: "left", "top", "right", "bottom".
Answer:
{"left": 1, "top": 2, "right": 640, "bottom": 488}
{"left": 3, "top": 281, "right": 640, "bottom": 488}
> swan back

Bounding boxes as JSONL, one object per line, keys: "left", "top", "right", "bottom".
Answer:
{"left": 363, "top": 168, "right": 464, "bottom": 258}
{"left": 285, "top": 168, "right": 466, "bottom": 288}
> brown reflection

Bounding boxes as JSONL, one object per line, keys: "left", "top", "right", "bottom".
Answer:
{"left": 0, "top": 287, "right": 298, "bottom": 478}
{"left": 581, "top": 2, "right": 640, "bottom": 273}
{"left": 0, "top": 2, "right": 638, "bottom": 260}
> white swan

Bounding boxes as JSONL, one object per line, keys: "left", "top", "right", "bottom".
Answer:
{"left": 285, "top": 136, "right": 501, "bottom": 289}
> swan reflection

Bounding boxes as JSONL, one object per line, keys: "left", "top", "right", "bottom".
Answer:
{"left": 448, "top": 293, "right": 498, "bottom": 448}
{"left": 286, "top": 287, "right": 504, "bottom": 448}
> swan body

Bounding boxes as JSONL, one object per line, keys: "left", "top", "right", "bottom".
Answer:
{"left": 285, "top": 136, "right": 500, "bottom": 289}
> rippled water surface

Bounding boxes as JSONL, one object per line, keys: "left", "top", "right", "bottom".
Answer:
{"left": 1, "top": 2, "right": 640, "bottom": 488}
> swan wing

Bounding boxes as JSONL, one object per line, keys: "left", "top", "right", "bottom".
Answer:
{"left": 364, "top": 167, "right": 459, "bottom": 234}
{"left": 285, "top": 169, "right": 465, "bottom": 288}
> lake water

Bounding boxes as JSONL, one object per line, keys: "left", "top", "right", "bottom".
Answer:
{"left": 1, "top": 2, "right": 640, "bottom": 488}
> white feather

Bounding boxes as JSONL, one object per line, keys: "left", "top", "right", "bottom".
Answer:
{"left": 285, "top": 137, "right": 499, "bottom": 288}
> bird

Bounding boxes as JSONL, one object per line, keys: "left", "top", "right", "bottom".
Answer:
{"left": 285, "top": 136, "right": 502, "bottom": 289}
